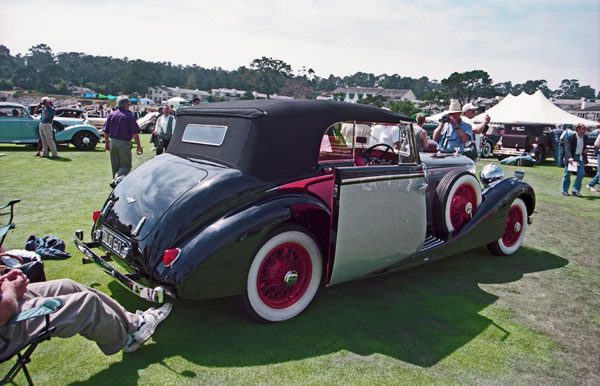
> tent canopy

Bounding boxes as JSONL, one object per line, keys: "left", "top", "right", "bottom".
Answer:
{"left": 166, "top": 97, "right": 187, "bottom": 104}
{"left": 427, "top": 91, "right": 598, "bottom": 127}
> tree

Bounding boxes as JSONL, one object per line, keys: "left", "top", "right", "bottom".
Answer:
{"left": 357, "top": 95, "right": 387, "bottom": 108}
{"left": 441, "top": 70, "right": 493, "bottom": 104}
{"left": 511, "top": 80, "right": 551, "bottom": 97}
{"left": 388, "top": 100, "right": 420, "bottom": 116}
{"left": 421, "top": 90, "right": 446, "bottom": 113}
{"left": 278, "top": 79, "right": 314, "bottom": 99}
{"left": 247, "top": 57, "right": 292, "bottom": 98}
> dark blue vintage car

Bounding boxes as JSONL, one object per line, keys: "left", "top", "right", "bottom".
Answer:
{"left": 75, "top": 100, "right": 535, "bottom": 322}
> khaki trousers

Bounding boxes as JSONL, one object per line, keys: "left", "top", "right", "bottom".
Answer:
{"left": 0, "top": 279, "right": 141, "bottom": 359}
{"left": 39, "top": 122, "right": 57, "bottom": 157}
{"left": 109, "top": 138, "right": 133, "bottom": 178}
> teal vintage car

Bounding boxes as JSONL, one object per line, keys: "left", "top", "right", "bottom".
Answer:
{"left": 0, "top": 103, "right": 100, "bottom": 150}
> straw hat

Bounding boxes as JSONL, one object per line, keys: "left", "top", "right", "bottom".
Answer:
{"left": 447, "top": 101, "right": 462, "bottom": 113}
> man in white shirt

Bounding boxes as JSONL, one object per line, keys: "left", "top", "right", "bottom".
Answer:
{"left": 461, "top": 103, "right": 490, "bottom": 159}
{"left": 369, "top": 123, "right": 399, "bottom": 148}
{"left": 153, "top": 105, "right": 176, "bottom": 155}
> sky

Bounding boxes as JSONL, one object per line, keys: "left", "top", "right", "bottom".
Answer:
{"left": 1, "top": 0, "right": 599, "bottom": 91}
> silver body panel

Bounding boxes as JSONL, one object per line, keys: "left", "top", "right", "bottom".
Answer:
{"left": 329, "top": 170, "right": 427, "bottom": 285}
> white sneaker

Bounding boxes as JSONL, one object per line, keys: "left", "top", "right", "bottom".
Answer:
{"left": 123, "top": 303, "right": 173, "bottom": 353}
{"left": 586, "top": 185, "right": 598, "bottom": 192}
{"left": 151, "top": 147, "right": 156, "bottom": 151}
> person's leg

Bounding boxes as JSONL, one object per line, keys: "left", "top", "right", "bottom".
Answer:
{"left": 588, "top": 167, "right": 600, "bottom": 188}
{"left": 573, "top": 156, "right": 585, "bottom": 193}
{"left": 552, "top": 143, "right": 560, "bottom": 166}
{"left": 116, "top": 140, "right": 132, "bottom": 176}
{"left": 109, "top": 139, "right": 119, "bottom": 178}
{"left": 562, "top": 163, "right": 571, "bottom": 193}
{"left": 39, "top": 123, "right": 52, "bottom": 157}
{"left": 47, "top": 129, "right": 58, "bottom": 157}
{"left": 0, "top": 280, "right": 142, "bottom": 358}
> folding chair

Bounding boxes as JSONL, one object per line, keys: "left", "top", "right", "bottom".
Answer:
{"left": 0, "top": 200, "right": 20, "bottom": 248}
{"left": 0, "top": 298, "right": 64, "bottom": 386}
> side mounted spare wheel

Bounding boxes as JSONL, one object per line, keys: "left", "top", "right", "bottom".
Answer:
{"left": 244, "top": 227, "right": 322, "bottom": 323}
{"left": 482, "top": 141, "right": 493, "bottom": 158}
{"left": 487, "top": 198, "right": 528, "bottom": 256}
{"left": 435, "top": 171, "right": 482, "bottom": 234}
{"left": 72, "top": 131, "right": 99, "bottom": 150}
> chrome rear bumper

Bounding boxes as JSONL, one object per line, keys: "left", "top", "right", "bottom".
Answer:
{"left": 74, "top": 230, "right": 164, "bottom": 303}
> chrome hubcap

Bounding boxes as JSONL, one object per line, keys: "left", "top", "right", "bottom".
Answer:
{"left": 284, "top": 271, "right": 298, "bottom": 287}
{"left": 465, "top": 202, "right": 473, "bottom": 216}
{"left": 514, "top": 222, "right": 521, "bottom": 233}
{"left": 82, "top": 137, "right": 90, "bottom": 144}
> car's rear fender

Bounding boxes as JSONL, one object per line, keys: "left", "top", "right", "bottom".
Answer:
{"left": 160, "top": 193, "right": 330, "bottom": 300}
{"left": 54, "top": 124, "right": 100, "bottom": 141}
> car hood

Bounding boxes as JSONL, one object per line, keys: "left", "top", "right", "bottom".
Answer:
{"left": 103, "top": 154, "right": 209, "bottom": 240}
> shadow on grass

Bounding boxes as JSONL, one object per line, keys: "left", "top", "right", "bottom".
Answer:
{"left": 70, "top": 246, "right": 567, "bottom": 384}
{"left": 0, "top": 145, "right": 104, "bottom": 154}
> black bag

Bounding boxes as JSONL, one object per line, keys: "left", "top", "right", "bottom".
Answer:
{"left": 463, "top": 141, "right": 478, "bottom": 161}
{"left": 0, "top": 253, "right": 46, "bottom": 283}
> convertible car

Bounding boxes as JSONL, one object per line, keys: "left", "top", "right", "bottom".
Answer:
{"left": 0, "top": 103, "right": 100, "bottom": 151}
{"left": 75, "top": 100, "right": 535, "bottom": 322}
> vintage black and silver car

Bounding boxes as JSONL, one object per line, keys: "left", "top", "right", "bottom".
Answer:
{"left": 75, "top": 100, "right": 535, "bottom": 322}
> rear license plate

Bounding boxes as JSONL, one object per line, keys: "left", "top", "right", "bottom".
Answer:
{"left": 101, "top": 227, "right": 131, "bottom": 259}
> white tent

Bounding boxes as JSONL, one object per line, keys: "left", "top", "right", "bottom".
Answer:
{"left": 165, "top": 96, "right": 187, "bottom": 106}
{"left": 426, "top": 91, "right": 598, "bottom": 127}
{"left": 473, "top": 90, "right": 598, "bottom": 126}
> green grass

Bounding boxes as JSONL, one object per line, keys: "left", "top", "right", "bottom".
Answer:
{"left": 1, "top": 144, "right": 599, "bottom": 385}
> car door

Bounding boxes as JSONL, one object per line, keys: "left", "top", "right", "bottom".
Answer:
{"left": 328, "top": 124, "right": 427, "bottom": 286}
{"left": 0, "top": 106, "right": 38, "bottom": 142}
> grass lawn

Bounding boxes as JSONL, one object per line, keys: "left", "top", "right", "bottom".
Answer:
{"left": 1, "top": 140, "right": 599, "bottom": 385}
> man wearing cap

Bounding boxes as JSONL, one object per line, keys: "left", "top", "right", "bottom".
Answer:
{"left": 35, "top": 97, "right": 58, "bottom": 158}
{"left": 432, "top": 101, "right": 473, "bottom": 153}
{"left": 461, "top": 103, "right": 490, "bottom": 159}
{"left": 103, "top": 95, "right": 143, "bottom": 183}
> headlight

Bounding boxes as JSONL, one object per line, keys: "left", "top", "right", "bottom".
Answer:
{"left": 479, "top": 163, "right": 504, "bottom": 186}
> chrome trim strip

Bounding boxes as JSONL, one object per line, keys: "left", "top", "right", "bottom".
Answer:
{"left": 341, "top": 172, "right": 424, "bottom": 185}
{"left": 74, "top": 232, "right": 164, "bottom": 303}
{"left": 132, "top": 216, "right": 146, "bottom": 237}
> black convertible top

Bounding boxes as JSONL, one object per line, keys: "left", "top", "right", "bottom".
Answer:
{"left": 169, "top": 99, "right": 414, "bottom": 181}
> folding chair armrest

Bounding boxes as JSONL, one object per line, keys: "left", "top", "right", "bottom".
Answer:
{"left": 0, "top": 200, "right": 20, "bottom": 213}
{"left": 7, "top": 299, "right": 64, "bottom": 325}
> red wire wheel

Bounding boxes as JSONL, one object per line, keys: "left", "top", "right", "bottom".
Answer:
{"left": 435, "top": 171, "right": 482, "bottom": 235}
{"left": 449, "top": 184, "right": 478, "bottom": 231}
{"left": 487, "top": 198, "right": 528, "bottom": 256}
{"left": 257, "top": 242, "right": 312, "bottom": 309}
{"left": 245, "top": 229, "right": 322, "bottom": 322}
{"left": 501, "top": 205, "right": 524, "bottom": 247}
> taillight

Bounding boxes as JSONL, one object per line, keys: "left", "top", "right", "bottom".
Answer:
{"left": 163, "top": 248, "right": 181, "bottom": 267}
{"left": 93, "top": 210, "right": 101, "bottom": 222}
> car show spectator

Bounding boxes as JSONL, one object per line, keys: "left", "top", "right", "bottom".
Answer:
{"left": 153, "top": 104, "right": 176, "bottom": 155}
{"left": 0, "top": 270, "right": 173, "bottom": 358}
{"left": 192, "top": 97, "right": 201, "bottom": 106}
{"left": 102, "top": 95, "right": 143, "bottom": 184}
{"left": 461, "top": 103, "right": 490, "bottom": 159}
{"left": 585, "top": 126, "right": 600, "bottom": 192}
{"left": 34, "top": 97, "right": 58, "bottom": 159}
{"left": 561, "top": 124, "right": 587, "bottom": 197}
{"left": 414, "top": 114, "right": 430, "bottom": 153}
{"left": 432, "top": 101, "right": 473, "bottom": 153}
{"left": 551, "top": 125, "right": 565, "bottom": 167}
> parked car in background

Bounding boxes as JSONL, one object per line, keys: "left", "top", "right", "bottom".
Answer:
{"left": 137, "top": 112, "right": 159, "bottom": 133}
{"left": 495, "top": 123, "right": 554, "bottom": 163}
{"left": 0, "top": 102, "right": 101, "bottom": 150}
{"left": 87, "top": 116, "right": 107, "bottom": 131}
{"left": 75, "top": 100, "right": 535, "bottom": 323}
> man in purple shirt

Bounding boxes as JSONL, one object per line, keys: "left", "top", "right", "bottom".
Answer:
{"left": 103, "top": 95, "right": 143, "bottom": 183}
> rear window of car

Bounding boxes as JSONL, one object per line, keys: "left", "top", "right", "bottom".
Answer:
{"left": 182, "top": 124, "right": 228, "bottom": 146}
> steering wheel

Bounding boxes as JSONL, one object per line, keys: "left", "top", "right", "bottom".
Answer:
{"left": 361, "top": 143, "right": 396, "bottom": 165}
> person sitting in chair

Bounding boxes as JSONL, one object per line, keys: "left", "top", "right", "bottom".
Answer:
{"left": 0, "top": 270, "right": 172, "bottom": 359}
